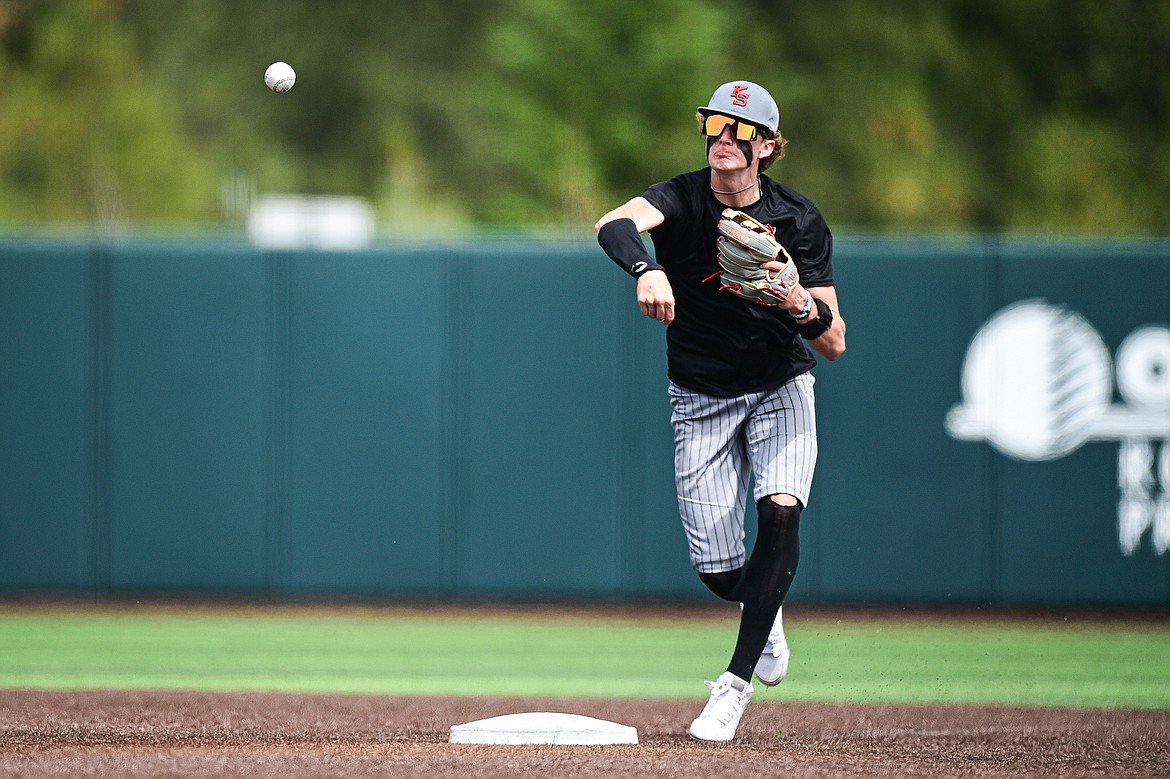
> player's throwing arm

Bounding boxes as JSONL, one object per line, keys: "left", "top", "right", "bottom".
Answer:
{"left": 595, "top": 198, "right": 675, "bottom": 325}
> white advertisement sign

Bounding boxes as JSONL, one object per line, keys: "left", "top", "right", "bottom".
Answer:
{"left": 947, "top": 300, "right": 1170, "bottom": 555}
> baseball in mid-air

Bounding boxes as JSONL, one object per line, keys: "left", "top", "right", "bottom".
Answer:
{"left": 264, "top": 61, "right": 296, "bottom": 93}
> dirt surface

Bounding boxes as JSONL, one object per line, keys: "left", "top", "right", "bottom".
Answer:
{"left": 2, "top": 689, "right": 1168, "bottom": 778}
{"left": 2, "top": 601, "right": 1168, "bottom": 776}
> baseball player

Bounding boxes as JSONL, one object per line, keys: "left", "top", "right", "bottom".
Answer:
{"left": 594, "top": 80, "right": 845, "bottom": 742}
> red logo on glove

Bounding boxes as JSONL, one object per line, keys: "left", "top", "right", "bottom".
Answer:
{"left": 730, "top": 84, "right": 750, "bottom": 107}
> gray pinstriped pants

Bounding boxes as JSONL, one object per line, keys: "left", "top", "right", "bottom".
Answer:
{"left": 669, "top": 372, "right": 818, "bottom": 573}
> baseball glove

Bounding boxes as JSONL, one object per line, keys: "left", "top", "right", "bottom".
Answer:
{"left": 715, "top": 209, "right": 799, "bottom": 306}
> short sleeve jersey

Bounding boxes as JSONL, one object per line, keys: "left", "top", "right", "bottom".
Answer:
{"left": 642, "top": 169, "right": 834, "bottom": 397}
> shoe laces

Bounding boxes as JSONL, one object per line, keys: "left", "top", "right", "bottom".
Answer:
{"left": 701, "top": 678, "right": 749, "bottom": 726}
{"left": 765, "top": 612, "right": 787, "bottom": 656}
{"left": 764, "top": 635, "right": 787, "bottom": 657}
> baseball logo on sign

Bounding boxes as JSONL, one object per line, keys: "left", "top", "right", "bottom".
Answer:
{"left": 947, "top": 300, "right": 1170, "bottom": 555}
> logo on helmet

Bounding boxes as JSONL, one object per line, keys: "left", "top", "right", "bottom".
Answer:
{"left": 730, "top": 85, "right": 750, "bottom": 107}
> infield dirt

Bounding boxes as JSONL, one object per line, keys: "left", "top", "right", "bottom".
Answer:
{"left": 2, "top": 689, "right": 1168, "bottom": 777}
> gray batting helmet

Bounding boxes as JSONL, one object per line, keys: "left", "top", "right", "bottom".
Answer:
{"left": 698, "top": 81, "right": 780, "bottom": 134}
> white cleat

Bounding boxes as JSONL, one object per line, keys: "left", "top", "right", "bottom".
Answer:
{"left": 755, "top": 605, "right": 790, "bottom": 686}
{"left": 687, "top": 671, "right": 753, "bottom": 742}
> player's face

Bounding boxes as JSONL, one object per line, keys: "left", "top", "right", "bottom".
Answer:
{"left": 706, "top": 120, "right": 773, "bottom": 172}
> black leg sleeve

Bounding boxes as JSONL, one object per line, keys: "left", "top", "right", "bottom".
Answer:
{"left": 698, "top": 568, "right": 744, "bottom": 602}
{"left": 725, "top": 498, "right": 801, "bottom": 682}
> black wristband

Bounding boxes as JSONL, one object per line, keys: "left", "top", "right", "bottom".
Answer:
{"left": 597, "top": 218, "right": 665, "bottom": 278}
{"left": 796, "top": 298, "right": 834, "bottom": 340}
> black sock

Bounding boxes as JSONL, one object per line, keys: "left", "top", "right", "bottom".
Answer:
{"left": 725, "top": 498, "right": 801, "bottom": 683}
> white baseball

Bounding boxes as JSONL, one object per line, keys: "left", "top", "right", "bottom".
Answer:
{"left": 264, "top": 61, "right": 296, "bottom": 93}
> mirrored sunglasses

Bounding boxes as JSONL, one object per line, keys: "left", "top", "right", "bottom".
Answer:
{"left": 699, "top": 113, "right": 759, "bottom": 142}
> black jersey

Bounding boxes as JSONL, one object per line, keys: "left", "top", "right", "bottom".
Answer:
{"left": 642, "top": 169, "right": 834, "bottom": 397}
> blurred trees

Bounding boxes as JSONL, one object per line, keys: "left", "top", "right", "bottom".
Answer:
{"left": 0, "top": 0, "right": 1165, "bottom": 234}
{"left": 0, "top": 0, "right": 221, "bottom": 227}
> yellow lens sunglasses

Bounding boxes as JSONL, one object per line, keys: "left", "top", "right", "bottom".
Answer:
{"left": 698, "top": 112, "right": 759, "bottom": 142}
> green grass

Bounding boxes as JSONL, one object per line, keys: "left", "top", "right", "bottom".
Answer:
{"left": 1, "top": 605, "right": 1168, "bottom": 708}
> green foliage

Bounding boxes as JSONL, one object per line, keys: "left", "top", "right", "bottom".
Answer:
{"left": 0, "top": 0, "right": 221, "bottom": 227}
{"left": 451, "top": 0, "right": 734, "bottom": 225}
{"left": 0, "top": 0, "right": 1165, "bottom": 233}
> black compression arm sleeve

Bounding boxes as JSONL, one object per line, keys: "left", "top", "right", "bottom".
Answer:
{"left": 597, "top": 218, "right": 664, "bottom": 278}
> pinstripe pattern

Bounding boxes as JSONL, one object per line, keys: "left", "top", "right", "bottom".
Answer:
{"left": 669, "top": 373, "right": 817, "bottom": 573}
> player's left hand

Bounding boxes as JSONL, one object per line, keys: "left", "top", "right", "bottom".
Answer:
{"left": 760, "top": 268, "right": 810, "bottom": 315}
{"left": 715, "top": 209, "right": 800, "bottom": 308}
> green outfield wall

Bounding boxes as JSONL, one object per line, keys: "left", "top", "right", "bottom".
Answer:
{"left": 1, "top": 236, "right": 1168, "bottom": 607}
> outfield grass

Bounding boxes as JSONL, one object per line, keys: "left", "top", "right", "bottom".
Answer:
{"left": 1, "top": 605, "right": 1168, "bottom": 708}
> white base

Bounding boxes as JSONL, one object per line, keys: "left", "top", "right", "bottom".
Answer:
{"left": 448, "top": 712, "right": 639, "bottom": 745}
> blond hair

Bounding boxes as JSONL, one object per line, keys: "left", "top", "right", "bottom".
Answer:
{"left": 758, "top": 129, "right": 787, "bottom": 173}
